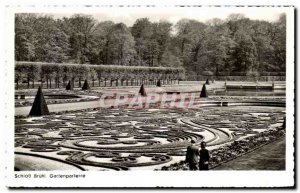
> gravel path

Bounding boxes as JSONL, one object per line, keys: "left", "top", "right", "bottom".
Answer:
{"left": 15, "top": 100, "right": 102, "bottom": 116}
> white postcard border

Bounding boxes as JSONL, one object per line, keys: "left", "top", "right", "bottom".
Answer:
{"left": 4, "top": 5, "right": 295, "bottom": 188}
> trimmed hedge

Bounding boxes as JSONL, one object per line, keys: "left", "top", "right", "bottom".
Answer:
{"left": 15, "top": 61, "right": 185, "bottom": 89}
{"left": 217, "top": 71, "right": 286, "bottom": 76}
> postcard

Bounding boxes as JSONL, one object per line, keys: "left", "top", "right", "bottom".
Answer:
{"left": 4, "top": 4, "right": 295, "bottom": 188}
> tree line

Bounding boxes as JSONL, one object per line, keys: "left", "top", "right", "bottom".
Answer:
{"left": 15, "top": 62, "right": 184, "bottom": 89}
{"left": 15, "top": 13, "right": 286, "bottom": 80}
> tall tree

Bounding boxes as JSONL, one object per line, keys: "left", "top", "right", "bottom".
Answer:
{"left": 175, "top": 19, "right": 208, "bottom": 79}
{"left": 131, "top": 18, "right": 155, "bottom": 66}
{"left": 63, "top": 14, "right": 97, "bottom": 63}
{"left": 206, "top": 19, "right": 235, "bottom": 74}
{"left": 108, "top": 23, "right": 136, "bottom": 65}
{"left": 15, "top": 14, "right": 37, "bottom": 61}
{"left": 231, "top": 31, "right": 257, "bottom": 73}
{"left": 89, "top": 21, "right": 115, "bottom": 64}
{"left": 250, "top": 20, "right": 274, "bottom": 72}
{"left": 33, "top": 15, "right": 70, "bottom": 63}
{"left": 152, "top": 20, "right": 173, "bottom": 64}
{"left": 270, "top": 14, "right": 286, "bottom": 71}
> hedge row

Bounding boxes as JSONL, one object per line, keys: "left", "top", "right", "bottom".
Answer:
{"left": 216, "top": 71, "right": 286, "bottom": 76}
{"left": 188, "top": 75, "right": 286, "bottom": 82}
{"left": 15, "top": 62, "right": 185, "bottom": 89}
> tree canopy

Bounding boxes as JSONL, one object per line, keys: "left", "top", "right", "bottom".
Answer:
{"left": 15, "top": 13, "right": 286, "bottom": 79}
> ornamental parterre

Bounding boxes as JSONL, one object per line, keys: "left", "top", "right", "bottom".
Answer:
{"left": 15, "top": 105, "right": 285, "bottom": 171}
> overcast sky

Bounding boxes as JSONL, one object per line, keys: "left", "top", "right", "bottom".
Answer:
{"left": 51, "top": 7, "right": 284, "bottom": 26}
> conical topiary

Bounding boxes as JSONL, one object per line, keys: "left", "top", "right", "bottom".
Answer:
{"left": 200, "top": 84, "right": 208, "bottom": 98}
{"left": 66, "top": 80, "right": 73, "bottom": 90}
{"left": 29, "top": 86, "right": 49, "bottom": 116}
{"left": 205, "top": 78, "right": 210, "bottom": 85}
{"left": 139, "top": 84, "right": 147, "bottom": 96}
{"left": 82, "top": 80, "right": 90, "bottom": 90}
{"left": 156, "top": 79, "right": 162, "bottom": 87}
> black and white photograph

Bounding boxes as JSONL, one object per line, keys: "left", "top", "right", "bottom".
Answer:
{"left": 3, "top": 4, "right": 295, "bottom": 188}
